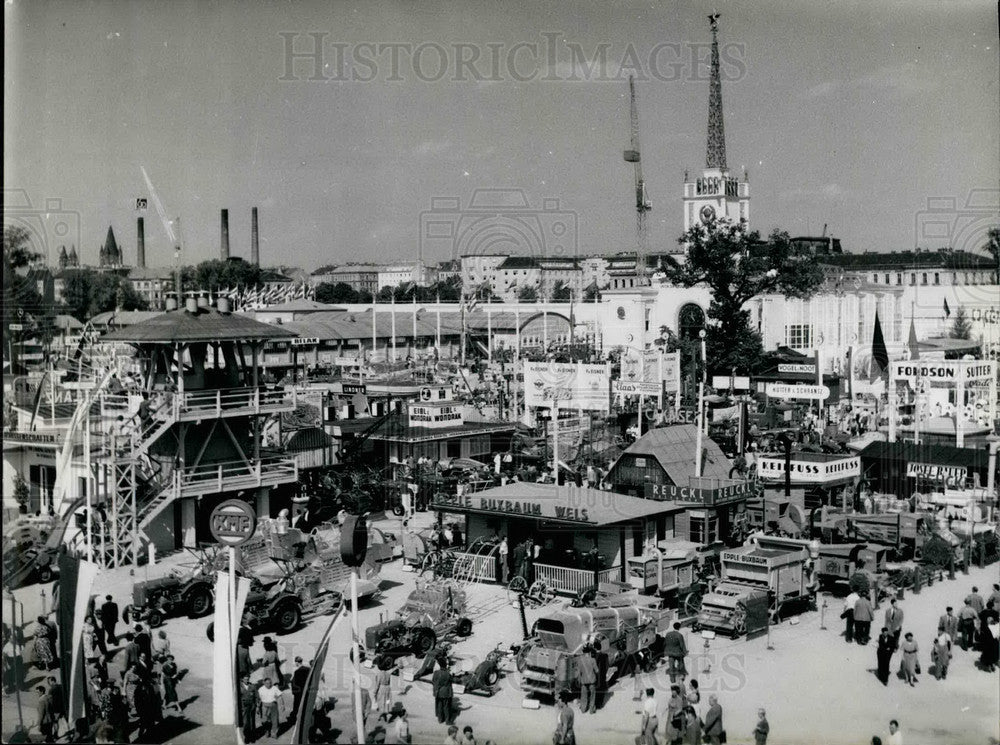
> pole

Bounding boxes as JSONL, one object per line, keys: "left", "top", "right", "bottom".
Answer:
{"left": 552, "top": 399, "right": 559, "bottom": 481}
{"left": 351, "top": 568, "right": 365, "bottom": 745}
{"left": 84, "top": 398, "right": 92, "bottom": 563}
{"left": 229, "top": 545, "right": 243, "bottom": 745}
{"left": 412, "top": 296, "right": 417, "bottom": 360}
{"left": 487, "top": 308, "right": 493, "bottom": 362}
{"left": 695, "top": 383, "right": 705, "bottom": 476}
{"left": 8, "top": 593, "right": 24, "bottom": 730}
{"left": 435, "top": 295, "right": 441, "bottom": 352}
{"left": 371, "top": 297, "right": 377, "bottom": 362}
{"left": 391, "top": 295, "right": 397, "bottom": 362}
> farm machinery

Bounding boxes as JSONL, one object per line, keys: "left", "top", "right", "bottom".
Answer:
{"left": 518, "top": 597, "right": 674, "bottom": 701}
{"left": 624, "top": 539, "right": 717, "bottom": 615}
{"left": 694, "top": 539, "right": 813, "bottom": 637}
{"left": 363, "top": 578, "right": 473, "bottom": 665}
{"left": 123, "top": 547, "right": 222, "bottom": 627}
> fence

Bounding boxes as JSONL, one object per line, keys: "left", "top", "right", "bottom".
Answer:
{"left": 533, "top": 562, "right": 622, "bottom": 595}
{"left": 450, "top": 551, "right": 499, "bottom": 583}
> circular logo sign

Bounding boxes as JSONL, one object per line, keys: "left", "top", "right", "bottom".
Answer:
{"left": 209, "top": 499, "right": 257, "bottom": 547}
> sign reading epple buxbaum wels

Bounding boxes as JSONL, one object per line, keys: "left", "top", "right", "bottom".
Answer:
{"left": 209, "top": 499, "right": 258, "bottom": 547}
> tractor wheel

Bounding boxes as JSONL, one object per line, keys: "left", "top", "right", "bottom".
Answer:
{"left": 730, "top": 604, "right": 747, "bottom": 638}
{"left": 122, "top": 606, "right": 132, "bottom": 625}
{"left": 413, "top": 628, "right": 437, "bottom": 655}
{"left": 484, "top": 668, "right": 500, "bottom": 687}
{"left": 187, "top": 586, "right": 213, "bottom": 618}
{"left": 206, "top": 622, "right": 215, "bottom": 643}
{"left": 392, "top": 503, "right": 405, "bottom": 517}
{"left": 147, "top": 609, "right": 165, "bottom": 628}
{"left": 37, "top": 565, "right": 53, "bottom": 583}
{"left": 275, "top": 601, "right": 302, "bottom": 634}
{"left": 455, "top": 617, "right": 473, "bottom": 637}
{"left": 515, "top": 645, "right": 530, "bottom": 672}
{"left": 683, "top": 591, "right": 703, "bottom": 617}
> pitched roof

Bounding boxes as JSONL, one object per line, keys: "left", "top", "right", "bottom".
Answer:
{"left": 498, "top": 256, "right": 540, "bottom": 270}
{"left": 255, "top": 299, "right": 344, "bottom": 313}
{"left": 617, "top": 424, "right": 732, "bottom": 483}
{"left": 859, "top": 440, "right": 990, "bottom": 469}
{"left": 101, "top": 307, "right": 296, "bottom": 343}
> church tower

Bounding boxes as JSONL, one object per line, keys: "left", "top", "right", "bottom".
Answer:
{"left": 682, "top": 15, "right": 750, "bottom": 233}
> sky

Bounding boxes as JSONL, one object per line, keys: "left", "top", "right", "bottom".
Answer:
{"left": 4, "top": 0, "right": 999, "bottom": 272}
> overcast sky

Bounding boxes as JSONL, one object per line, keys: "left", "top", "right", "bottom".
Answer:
{"left": 4, "top": 0, "right": 998, "bottom": 271}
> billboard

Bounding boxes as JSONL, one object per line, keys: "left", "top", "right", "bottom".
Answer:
{"left": 524, "top": 361, "right": 610, "bottom": 412}
{"left": 620, "top": 350, "right": 681, "bottom": 393}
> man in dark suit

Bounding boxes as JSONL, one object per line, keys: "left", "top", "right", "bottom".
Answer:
{"left": 431, "top": 658, "right": 454, "bottom": 725}
{"left": 876, "top": 627, "right": 895, "bottom": 685}
{"left": 289, "top": 656, "right": 310, "bottom": 722}
{"left": 122, "top": 633, "right": 139, "bottom": 673}
{"left": 662, "top": 622, "right": 688, "bottom": 682}
{"left": 884, "top": 598, "right": 904, "bottom": 649}
{"left": 704, "top": 695, "right": 724, "bottom": 745}
{"left": 36, "top": 685, "right": 58, "bottom": 741}
{"left": 133, "top": 624, "right": 152, "bottom": 660}
{"left": 99, "top": 595, "right": 119, "bottom": 647}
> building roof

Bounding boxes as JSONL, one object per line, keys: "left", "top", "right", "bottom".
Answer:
{"left": 52, "top": 314, "right": 84, "bottom": 331}
{"left": 818, "top": 250, "right": 995, "bottom": 271}
{"left": 90, "top": 310, "right": 165, "bottom": 327}
{"left": 498, "top": 256, "right": 541, "bottom": 270}
{"left": 101, "top": 307, "right": 296, "bottom": 343}
{"left": 367, "top": 413, "right": 516, "bottom": 443}
{"left": 255, "top": 299, "right": 345, "bottom": 314}
{"left": 127, "top": 266, "right": 174, "bottom": 280}
{"left": 434, "top": 482, "right": 681, "bottom": 526}
{"left": 285, "top": 426, "right": 334, "bottom": 451}
{"left": 859, "top": 440, "right": 990, "bottom": 470}
{"left": 616, "top": 424, "right": 732, "bottom": 484}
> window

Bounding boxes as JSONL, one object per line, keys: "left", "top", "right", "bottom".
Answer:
{"left": 910, "top": 273, "right": 916, "bottom": 285}
{"left": 921, "top": 273, "right": 928, "bottom": 285}
{"left": 896, "top": 273, "right": 902, "bottom": 285}
{"left": 689, "top": 513, "right": 719, "bottom": 544}
{"left": 934, "top": 273, "right": 940, "bottom": 285}
{"left": 885, "top": 274, "right": 890, "bottom": 284}
{"left": 785, "top": 324, "right": 812, "bottom": 348}
{"left": 872, "top": 274, "right": 878, "bottom": 284}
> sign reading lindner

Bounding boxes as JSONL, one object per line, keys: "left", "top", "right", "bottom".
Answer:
{"left": 757, "top": 456, "right": 860, "bottom": 484}
{"left": 524, "top": 361, "right": 611, "bottom": 412}
{"left": 209, "top": 499, "right": 258, "bottom": 547}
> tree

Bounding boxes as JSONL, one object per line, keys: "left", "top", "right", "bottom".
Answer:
{"left": 550, "top": 281, "right": 572, "bottom": 302}
{"left": 984, "top": 226, "right": 1000, "bottom": 282}
{"left": 3, "top": 225, "right": 51, "bottom": 346}
{"left": 316, "top": 281, "right": 363, "bottom": 304}
{"left": 60, "top": 269, "right": 148, "bottom": 321}
{"left": 582, "top": 284, "right": 600, "bottom": 302}
{"left": 950, "top": 307, "right": 972, "bottom": 340}
{"left": 193, "top": 258, "right": 262, "bottom": 293}
{"left": 517, "top": 284, "right": 539, "bottom": 302}
{"left": 661, "top": 219, "right": 825, "bottom": 374}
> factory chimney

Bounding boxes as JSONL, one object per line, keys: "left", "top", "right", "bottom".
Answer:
{"left": 137, "top": 217, "right": 146, "bottom": 268}
{"left": 221, "top": 209, "right": 230, "bottom": 260}
{"left": 251, "top": 207, "right": 260, "bottom": 266}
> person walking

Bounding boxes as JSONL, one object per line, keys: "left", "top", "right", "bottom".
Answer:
{"left": 576, "top": 646, "right": 598, "bottom": 714}
{"left": 498, "top": 536, "right": 509, "bottom": 584}
{"left": 432, "top": 658, "right": 454, "bottom": 725}
{"left": 152, "top": 629, "right": 171, "bottom": 662}
{"left": 161, "top": 654, "right": 180, "bottom": 712}
{"left": 45, "top": 675, "right": 64, "bottom": 733}
{"left": 289, "top": 656, "right": 310, "bottom": 722}
{"left": 554, "top": 691, "right": 575, "bottom": 745}
{"left": 853, "top": 593, "right": 874, "bottom": 645}
{"left": 663, "top": 623, "right": 687, "bottom": 683}
{"left": 639, "top": 687, "right": 659, "bottom": 745}
{"left": 931, "top": 631, "right": 952, "bottom": 680}
{"left": 988, "top": 583, "right": 1000, "bottom": 611}
{"left": 703, "top": 695, "right": 724, "bottom": 745}
{"left": 884, "top": 598, "right": 904, "bottom": 649}
{"left": 664, "top": 685, "right": 685, "bottom": 745}
{"left": 843, "top": 589, "right": 859, "bottom": 643}
{"left": 876, "top": 627, "right": 894, "bottom": 685}
{"left": 753, "top": 708, "right": 769, "bottom": 745}
{"left": 900, "top": 633, "right": 919, "bottom": 686}
{"left": 36, "top": 684, "right": 58, "bottom": 741}
{"left": 683, "top": 707, "right": 701, "bottom": 745}
{"left": 966, "top": 586, "right": 985, "bottom": 615}
{"left": 373, "top": 657, "right": 396, "bottom": 719}
{"left": 258, "top": 677, "right": 282, "bottom": 738}
{"left": 391, "top": 707, "right": 411, "bottom": 745}
{"left": 887, "top": 719, "right": 903, "bottom": 745}
{"left": 937, "top": 607, "right": 959, "bottom": 641}
{"left": 32, "top": 616, "right": 58, "bottom": 671}
{"left": 958, "top": 600, "right": 978, "bottom": 651}
{"left": 444, "top": 725, "right": 461, "bottom": 745}
{"left": 99, "top": 595, "right": 118, "bottom": 647}
{"left": 978, "top": 599, "right": 1000, "bottom": 672}
{"left": 240, "top": 675, "right": 258, "bottom": 743}
{"left": 262, "top": 636, "right": 284, "bottom": 689}
{"left": 134, "top": 624, "right": 152, "bottom": 661}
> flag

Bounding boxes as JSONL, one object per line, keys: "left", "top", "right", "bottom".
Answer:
{"left": 290, "top": 604, "right": 348, "bottom": 743}
{"left": 907, "top": 319, "right": 920, "bottom": 361}
{"left": 57, "top": 553, "right": 100, "bottom": 723}
{"left": 870, "top": 310, "right": 889, "bottom": 382}
{"left": 943, "top": 298, "right": 951, "bottom": 317}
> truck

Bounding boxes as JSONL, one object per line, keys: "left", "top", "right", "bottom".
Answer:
{"left": 363, "top": 579, "right": 473, "bottom": 664}
{"left": 694, "top": 541, "right": 812, "bottom": 638}
{"left": 518, "top": 599, "right": 674, "bottom": 701}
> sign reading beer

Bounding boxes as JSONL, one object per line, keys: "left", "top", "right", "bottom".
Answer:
{"left": 209, "top": 499, "right": 257, "bottom": 547}
{"left": 765, "top": 383, "right": 830, "bottom": 400}
{"left": 757, "top": 455, "right": 860, "bottom": 484}
{"left": 644, "top": 481, "right": 752, "bottom": 506}
{"left": 906, "top": 462, "right": 967, "bottom": 485}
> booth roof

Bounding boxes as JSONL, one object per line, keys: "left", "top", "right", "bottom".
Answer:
{"left": 859, "top": 440, "right": 990, "bottom": 469}
{"left": 616, "top": 424, "right": 732, "bottom": 484}
{"left": 101, "top": 307, "right": 296, "bottom": 343}
{"left": 439, "top": 482, "right": 682, "bottom": 525}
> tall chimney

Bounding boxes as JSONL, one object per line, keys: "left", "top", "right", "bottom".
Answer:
{"left": 137, "top": 217, "right": 146, "bottom": 268}
{"left": 221, "top": 209, "right": 230, "bottom": 260}
{"left": 251, "top": 207, "right": 260, "bottom": 266}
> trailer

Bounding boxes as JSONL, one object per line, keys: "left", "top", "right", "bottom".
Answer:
{"left": 694, "top": 542, "right": 812, "bottom": 637}
{"left": 625, "top": 540, "right": 711, "bottom": 615}
{"left": 745, "top": 533, "right": 886, "bottom": 591}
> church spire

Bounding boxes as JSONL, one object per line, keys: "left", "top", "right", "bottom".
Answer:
{"left": 706, "top": 14, "right": 727, "bottom": 170}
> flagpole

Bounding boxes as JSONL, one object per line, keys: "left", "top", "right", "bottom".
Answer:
{"left": 391, "top": 295, "right": 397, "bottom": 362}
{"left": 412, "top": 295, "right": 417, "bottom": 360}
{"left": 435, "top": 293, "right": 441, "bottom": 352}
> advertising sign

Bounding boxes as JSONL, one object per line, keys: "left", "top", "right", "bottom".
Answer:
{"left": 757, "top": 455, "right": 860, "bottom": 484}
{"left": 644, "top": 481, "right": 752, "bottom": 506}
{"left": 613, "top": 380, "right": 662, "bottom": 396}
{"left": 765, "top": 383, "right": 830, "bottom": 400}
{"left": 711, "top": 375, "right": 751, "bottom": 391}
{"left": 524, "top": 361, "right": 610, "bottom": 412}
{"left": 891, "top": 360, "right": 997, "bottom": 383}
{"left": 621, "top": 350, "right": 681, "bottom": 393}
{"left": 907, "top": 462, "right": 967, "bottom": 484}
{"left": 778, "top": 363, "right": 816, "bottom": 374}
{"left": 209, "top": 499, "right": 258, "bottom": 547}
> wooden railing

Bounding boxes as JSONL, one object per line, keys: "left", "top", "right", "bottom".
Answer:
{"left": 177, "top": 387, "right": 295, "bottom": 418}
{"left": 450, "top": 551, "right": 498, "bottom": 583}
{"left": 178, "top": 457, "right": 298, "bottom": 497}
{"left": 533, "top": 562, "right": 622, "bottom": 595}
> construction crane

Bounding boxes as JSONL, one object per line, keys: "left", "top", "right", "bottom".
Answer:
{"left": 624, "top": 75, "right": 651, "bottom": 285}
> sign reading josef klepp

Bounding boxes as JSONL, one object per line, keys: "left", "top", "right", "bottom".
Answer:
{"left": 209, "top": 499, "right": 257, "bottom": 547}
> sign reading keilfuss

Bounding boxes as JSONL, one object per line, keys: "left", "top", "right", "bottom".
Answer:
{"left": 765, "top": 383, "right": 830, "bottom": 400}
{"left": 757, "top": 456, "right": 860, "bottom": 484}
{"left": 613, "top": 380, "right": 662, "bottom": 396}
{"left": 209, "top": 499, "right": 258, "bottom": 547}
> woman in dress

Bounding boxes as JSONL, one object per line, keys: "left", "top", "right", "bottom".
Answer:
{"left": 664, "top": 685, "right": 686, "bottom": 745}
{"left": 373, "top": 657, "right": 395, "bottom": 718}
{"left": 32, "top": 616, "right": 57, "bottom": 670}
{"left": 978, "top": 599, "right": 1000, "bottom": 672}
{"left": 161, "top": 654, "right": 179, "bottom": 712}
{"left": 123, "top": 666, "right": 141, "bottom": 717}
{"left": 262, "top": 637, "right": 284, "bottom": 689}
{"left": 900, "top": 632, "right": 919, "bottom": 686}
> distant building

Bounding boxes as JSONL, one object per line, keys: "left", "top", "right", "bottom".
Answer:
{"left": 127, "top": 267, "right": 174, "bottom": 309}
{"left": 816, "top": 249, "right": 999, "bottom": 288}
{"left": 98, "top": 226, "right": 124, "bottom": 267}
{"left": 317, "top": 265, "right": 380, "bottom": 295}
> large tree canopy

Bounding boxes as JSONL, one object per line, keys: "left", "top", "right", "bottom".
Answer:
{"left": 3, "top": 225, "right": 49, "bottom": 337}
{"left": 60, "top": 269, "right": 148, "bottom": 321}
{"left": 662, "top": 219, "right": 825, "bottom": 374}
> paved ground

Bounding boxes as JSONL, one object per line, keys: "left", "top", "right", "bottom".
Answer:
{"left": 3, "top": 513, "right": 998, "bottom": 745}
